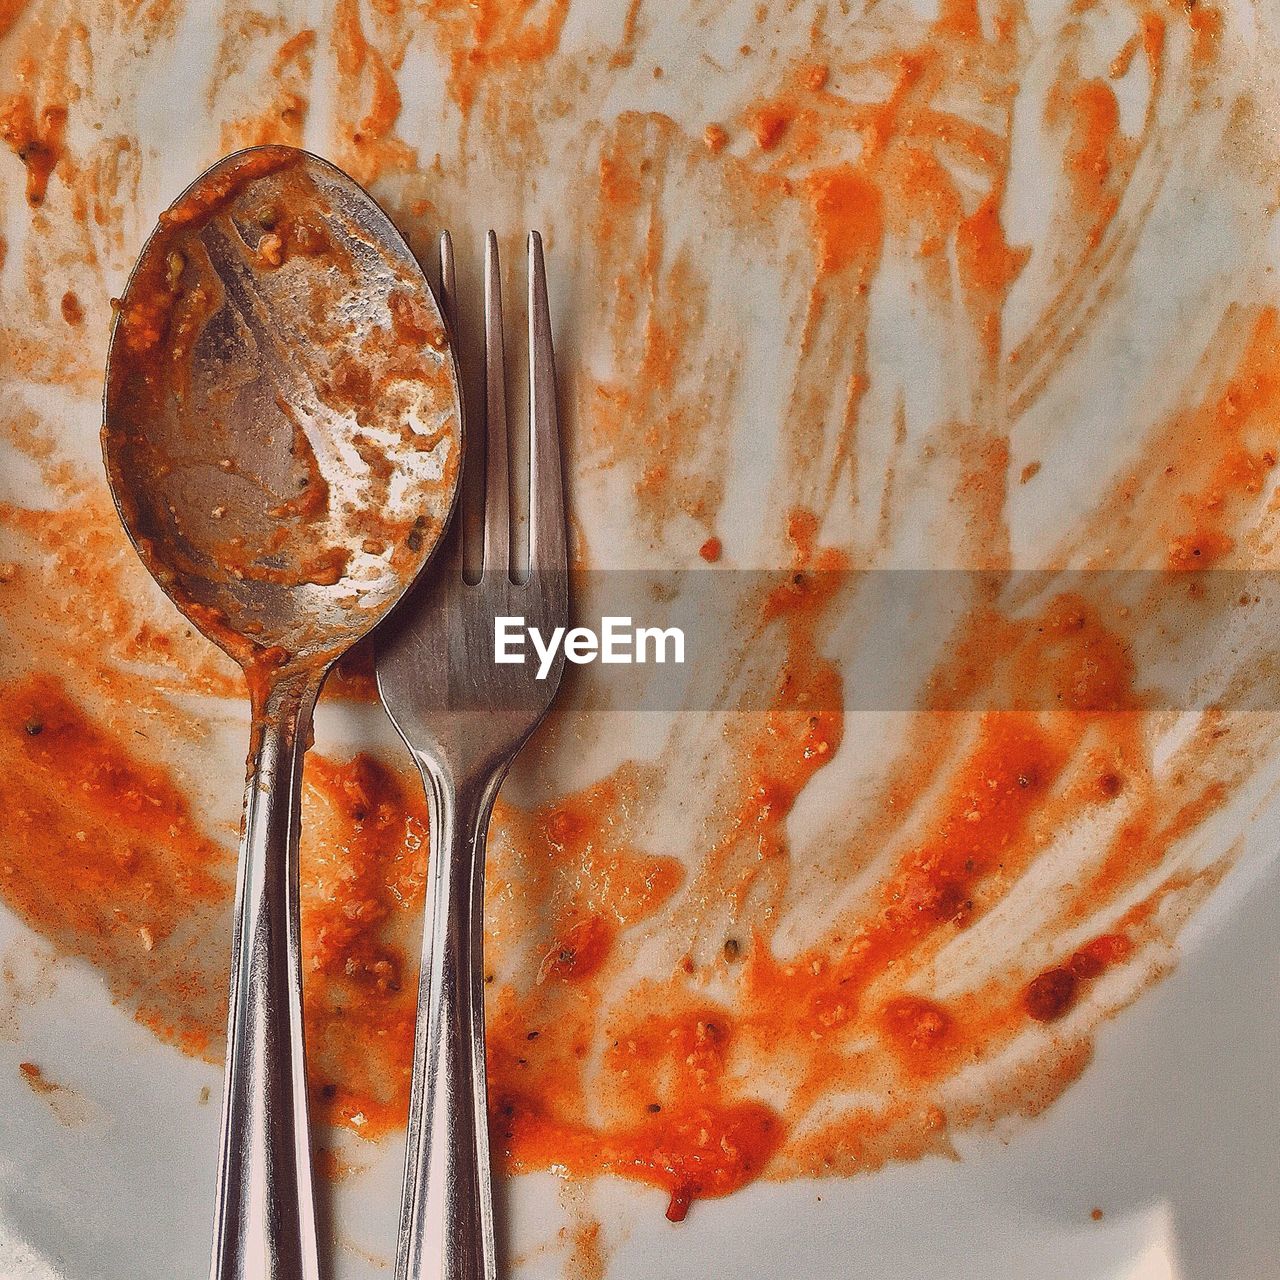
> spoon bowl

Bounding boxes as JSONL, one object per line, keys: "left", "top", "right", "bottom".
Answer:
{"left": 101, "top": 145, "right": 461, "bottom": 1280}
{"left": 104, "top": 144, "right": 461, "bottom": 671}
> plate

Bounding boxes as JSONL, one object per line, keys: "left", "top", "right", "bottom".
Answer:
{"left": 1, "top": 1, "right": 1278, "bottom": 1277}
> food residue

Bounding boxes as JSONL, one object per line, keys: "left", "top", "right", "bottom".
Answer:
{"left": 0, "top": 0, "right": 1274, "bottom": 1270}
{"left": 102, "top": 144, "right": 460, "bottom": 670}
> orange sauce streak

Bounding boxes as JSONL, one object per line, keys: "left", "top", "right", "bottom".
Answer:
{"left": 957, "top": 186, "right": 1031, "bottom": 357}
{"left": 220, "top": 28, "right": 315, "bottom": 152}
{"left": 0, "top": 686, "right": 424, "bottom": 1131}
{"left": 0, "top": 93, "right": 67, "bottom": 206}
{"left": 428, "top": 0, "right": 571, "bottom": 117}
{"left": 1183, "top": 0, "right": 1223, "bottom": 63}
{"left": 0, "top": 0, "right": 33, "bottom": 42}
{"left": 330, "top": 0, "right": 416, "bottom": 183}
{"left": 18, "top": 1060, "right": 61, "bottom": 1095}
{"left": 301, "top": 754, "right": 425, "bottom": 1135}
{"left": 803, "top": 166, "right": 883, "bottom": 280}
{"left": 0, "top": 674, "right": 229, "bottom": 1056}
{"left": 494, "top": 1000, "right": 782, "bottom": 1222}
{"left": 1053, "top": 78, "right": 1126, "bottom": 252}
{"left": 1163, "top": 308, "right": 1280, "bottom": 569}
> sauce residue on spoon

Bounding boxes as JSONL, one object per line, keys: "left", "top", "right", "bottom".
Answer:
{"left": 103, "top": 144, "right": 460, "bottom": 671}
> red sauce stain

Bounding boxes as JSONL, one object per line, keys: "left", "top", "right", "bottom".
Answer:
{"left": 1110, "top": 12, "right": 1167, "bottom": 79}
{"left": 474, "top": 774, "right": 741, "bottom": 1207}
{"left": 0, "top": 92, "right": 67, "bottom": 206}
{"left": 711, "top": 573, "right": 1169, "bottom": 1131}
{"left": 492, "top": 1005, "right": 782, "bottom": 1222}
{"left": 719, "top": 14, "right": 1026, "bottom": 528}
{"left": 427, "top": 0, "right": 570, "bottom": 118}
{"left": 300, "top": 753, "right": 426, "bottom": 1135}
{"left": 584, "top": 118, "right": 728, "bottom": 532}
{"left": 736, "top": 6, "right": 1023, "bottom": 298}
{"left": 740, "top": 708, "right": 1072, "bottom": 1050}
{"left": 1024, "top": 934, "right": 1131, "bottom": 1023}
{"left": 1056, "top": 79, "right": 1125, "bottom": 251}
{"left": 0, "top": 674, "right": 228, "bottom": 1055}
{"left": 1164, "top": 309, "right": 1280, "bottom": 569}
{"left": 957, "top": 187, "right": 1031, "bottom": 357}
{"left": 523, "top": 777, "right": 686, "bottom": 948}
{"left": 221, "top": 28, "right": 316, "bottom": 152}
{"left": 0, "top": 0, "right": 33, "bottom": 43}
{"left": 803, "top": 166, "right": 884, "bottom": 280}
{"left": 745, "top": 103, "right": 790, "bottom": 151}
{"left": 1069, "top": 304, "right": 1280, "bottom": 579}
{"left": 59, "top": 290, "right": 83, "bottom": 325}
{"left": 18, "top": 1060, "right": 58, "bottom": 1095}
{"left": 330, "top": 0, "right": 417, "bottom": 183}
{"left": 0, "top": 487, "right": 244, "bottom": 708}
{"left": 1184, "top": 1, "right": 1223, "bottom": 64}
{"left": 0, "top": 697, "right": 430, "bottom": 1137}
{"left": 880, "top": 995, "right": 955, "bottom": 1076}
{"left": 1024, "top": 967, "right": 1078, "bottom": 1023}
{"left": 698, "top": 510, "right": 846, "bottom": 880}
{"left": 0, "top": 695, "right": 423, "bottom": 1137}
{"left": 567, "top": 1217, "right": 607, "bottom": 1280}
{"left": 536, "top": 915, "right": 616, "bottom": 984}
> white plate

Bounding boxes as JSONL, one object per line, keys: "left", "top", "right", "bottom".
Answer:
{"left": 1, "top": 1, "right": 1278, "bottom": 1278}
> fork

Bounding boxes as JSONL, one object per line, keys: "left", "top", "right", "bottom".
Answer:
{"left": 375, "top": 229, "right": 569, "bottom": 1280}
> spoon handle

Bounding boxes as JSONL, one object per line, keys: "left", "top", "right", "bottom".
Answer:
{"left": 210, "top": 671, "right": 323, "bottom": 1280}
{"left": 396, "top": 763, "right": 500, "bottom": 1280}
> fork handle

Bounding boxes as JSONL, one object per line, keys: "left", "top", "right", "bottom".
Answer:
{"left": 398, "top": 764, "right": 501, "bottom": 1280}
{"left": 210, "top": 669, "right": 323, "bottom": 1280}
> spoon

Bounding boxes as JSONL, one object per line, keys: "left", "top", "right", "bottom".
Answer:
{"left": 101, "top": 145, "right": 462, "bottom": 1280}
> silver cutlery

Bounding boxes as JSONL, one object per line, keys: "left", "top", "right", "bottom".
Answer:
{"left": 101, "top": 145, "right": 462, "bottom": 1280}
{"left": 376, "top": 229, "right": 569, "bottom": 1280}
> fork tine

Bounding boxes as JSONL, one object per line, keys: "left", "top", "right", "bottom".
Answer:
{"left": 438, "top": 231, "right": 464, "bottom": 570}
{"left": 482, "top": 231, "right": 511, "bottom": 578}
{"left": 439, "top": 229, "right": 458, "bottom": 333}
{"left": 527, "top": 231, "right": 566, "bottom": 577}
